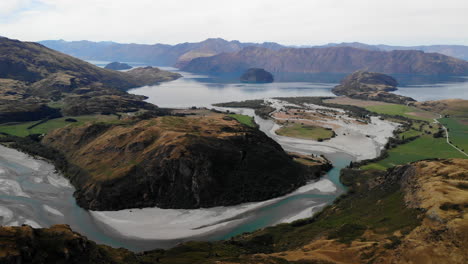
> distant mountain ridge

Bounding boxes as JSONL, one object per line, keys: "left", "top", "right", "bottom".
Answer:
{"left": 40, "top": 38, "right": 468, "bottom": 68}
{"left": 317, "top": 42, "right": 468, "bottom": 61}
{"left": 40, "top": 38, "right": 285, "bottom": 66}
{"left": 181, "top": 46, "right": 468, "bottom": 75}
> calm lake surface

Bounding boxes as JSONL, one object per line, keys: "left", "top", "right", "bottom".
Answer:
{"left": 128, "top": 67, "right": 468, "bottom": 106}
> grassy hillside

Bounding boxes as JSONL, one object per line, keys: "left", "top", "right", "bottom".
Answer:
{"left": 0, "top": 115, "right": 119, "bottom": 137}
{"left": 439, "top": 117, "right": 468, "bottom": 151}
{"left": 364, "top": 104, "right": 436, "bottom": 122}
{"left": 276, "top": 123, "right": 334, "bottom": 141}
{"left": 362, "top": 135, "right": 466, "bottom": 170}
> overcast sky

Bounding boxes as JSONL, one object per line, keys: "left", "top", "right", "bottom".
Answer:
{"left": 1, "top": 0, "right": 468, "bottom": 46}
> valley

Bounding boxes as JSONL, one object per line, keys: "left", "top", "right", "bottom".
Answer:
{"left": 0, "top": 36, "right": 467, "bottom": 264}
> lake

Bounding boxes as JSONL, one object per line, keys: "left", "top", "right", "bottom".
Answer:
{"left": 1, "top": 63, "right": 466, "bottom": 252}
{"left": 128, "top": 67, "right": 468, "bottom": 106}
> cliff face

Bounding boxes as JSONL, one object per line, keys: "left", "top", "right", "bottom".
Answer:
{"left": 332, "top": 71, "right": 415, "bottom": 104}
{"left": 42, "top": 114, "right": 330, "bottom": 210}
{"left": 181, "top": 46, "right": 468, "bottom": 75}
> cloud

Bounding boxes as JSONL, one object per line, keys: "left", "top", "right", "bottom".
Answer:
{"left": 0, "top": 0, "right": 29, "bottom": 14}
{"left": 1, "top": 0, "right": 468, "bottom": 45}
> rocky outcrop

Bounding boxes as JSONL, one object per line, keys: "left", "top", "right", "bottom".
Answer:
{"left": 104, "top": 62, "right": 132, "bottom": 70}
{"left": 181, "top": 46, "right": 468, "bottom": 75}
{"left": 42, "top": 114, "right": 331, "bottom": 210}
{"left": 0, "top": 224, "right": 136, "bottom": 264}
{"left": 240, "top": 68, "right": 274, "bottom": 83}
{"left": 332, "top": 71, "right": 416, "bottom": 104}
{"left": 332, "top": 71, "right": 398, "bottom": 95}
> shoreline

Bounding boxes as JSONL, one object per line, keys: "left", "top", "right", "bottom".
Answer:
{"left": 0, "top": 99, "right": 398, "bottom": 251}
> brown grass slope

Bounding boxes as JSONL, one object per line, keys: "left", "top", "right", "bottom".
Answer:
{"left": 42, "top": 114, "right": 330, "bottom": 210}
{"left": 0, "top": 36, "right": 180, "bottom": 89}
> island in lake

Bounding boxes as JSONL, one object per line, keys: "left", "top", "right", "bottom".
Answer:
{"left": 104, "top": 61, "right": 132, "bottom": 70}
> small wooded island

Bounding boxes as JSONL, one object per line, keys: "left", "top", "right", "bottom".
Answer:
{"left": 104, "top": 62, "right": 132, "bottom": 70}
{"left": 240, "top": 68, "right": 274, "bottom": 83}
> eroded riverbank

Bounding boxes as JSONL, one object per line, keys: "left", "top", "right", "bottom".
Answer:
{"left": 0, "top": 100, "right": 398, "bottom": 251}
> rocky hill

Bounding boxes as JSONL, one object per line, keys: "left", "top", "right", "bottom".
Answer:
{"left": 0, "top": 37, "right": 180, "bottom": 123}
{"left": 0, "top": 224, "right": 136, "bottom": 264}
{"left": 240, "top": 68, "right": 274, "bottom": 83}
{"left": 41, "top": 113, "right": 331, "bottom": 210}
{"left": 1, "top": 158, "right": 465, "bottom": 264}
{"left": 126, "top": 66, "right": 182, "bottom": 84}
{"left": 181, "top": 46, "right": 468, "bottom": 75}
{"left": 0, "top": 37, "right": 180, "bottom": 89}
{"left": 332, "top": 71, "right": 415, "bottom": 104}
{"left": 333, "top": 71, "right": 399, "bottom": 95}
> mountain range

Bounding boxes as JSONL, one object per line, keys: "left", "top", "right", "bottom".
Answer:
{"left": 39, "top": 38, "right": 284, "bottom": 67}
{"left": 40, "top": 38, "right": 468, "bottom": 66}
{"left": 317, "top": 42, "right": 468, "bottom": 60}
{"left": 39, "top": 38, "right": 468, "bottom": 76}
{"left": 182, "top": 46, "right": 468, "bottom": 75}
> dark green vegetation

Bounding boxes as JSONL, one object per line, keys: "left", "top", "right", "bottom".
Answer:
{"left": 439, "top": 117, "right": 468, "bottom": 151}
{"left": 104, "top": 61, "right": 132, "bottom": 70}
{"left": 228, "top": 114, "right": 257, "bottom": 127}
{"left": 240, "top": 68, "right": 274, "bottom": 83}
{"left": 359, "top": 116, "right": 466, "bottom": 170}
{"left": 0, "top": 115, "right": 119, "bottom": 137}
{"left": 214, "top": 99, "right": 276, "bottom": 119}
{"left": 276, "top": 123, "right": 334, "bottom": 141}
{"left": 362, "top": 136, "right": 466, "bottom": 170}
